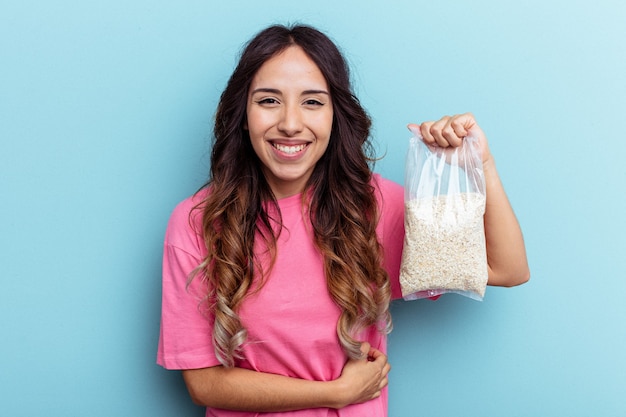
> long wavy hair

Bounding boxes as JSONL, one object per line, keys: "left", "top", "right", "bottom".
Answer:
{"left": 193, "top": 24, "right": 392, "bottom": 367}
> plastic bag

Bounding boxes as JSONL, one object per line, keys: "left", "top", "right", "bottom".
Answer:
{"left": 399, "top": 129, "right": 488, "bottom": 301}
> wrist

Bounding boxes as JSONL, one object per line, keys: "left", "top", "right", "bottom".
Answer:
{"left": 325, "top": 379, "right": 349, "bottom": 409}
{"left": 482, "top": 157, "right": 499, "bottom": 180}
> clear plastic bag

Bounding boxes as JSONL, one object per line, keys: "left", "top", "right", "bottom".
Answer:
{"left": 399, "top": 129, "right": 488, "bottom": 301}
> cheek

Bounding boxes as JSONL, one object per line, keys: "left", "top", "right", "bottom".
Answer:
{"left": 325, "top": 110, "right": 334, "bottom": 135}
{"left": 313, "top": 112, "right": 334, "bottom": 137}
{"left": 246, "top": 110, "right": 274, "bottom": 136}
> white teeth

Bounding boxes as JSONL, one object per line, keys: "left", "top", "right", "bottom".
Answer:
{"left": 273, "top": 143, "right": 306, "bottom": 154}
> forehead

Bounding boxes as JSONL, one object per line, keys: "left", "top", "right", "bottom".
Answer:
{"left": 250, "top": 46, "right": 328, "bottom": 90}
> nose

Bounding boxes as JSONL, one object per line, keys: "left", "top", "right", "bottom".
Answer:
{"left": 277, "top": 103, "right": 303, "bottom": 136}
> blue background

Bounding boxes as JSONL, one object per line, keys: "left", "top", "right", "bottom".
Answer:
{"left": 1, "top": 0, "right": 625, "bottom": 415}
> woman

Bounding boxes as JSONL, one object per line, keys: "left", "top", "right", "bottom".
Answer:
{"left": 157, "top": 24, "right": 529, "bottom": 416}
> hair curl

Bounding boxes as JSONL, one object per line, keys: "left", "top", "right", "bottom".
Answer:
{"left": 193, "top": 24, "right": 391, "bottom": 367}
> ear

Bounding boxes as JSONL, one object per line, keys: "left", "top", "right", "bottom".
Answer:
{"left": 243, "top": 118, "right": 248, "bottom": 130}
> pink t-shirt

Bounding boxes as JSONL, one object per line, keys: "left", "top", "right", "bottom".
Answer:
{"left": 157, "top": 174, "right": 405, "bottom": 416}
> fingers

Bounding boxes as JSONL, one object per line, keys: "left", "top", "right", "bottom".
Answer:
{"left": 342, "top": 343, "right": 391, "bottom": 404}
{"left": 362, "top": 343, "right": 384, "bottom": 363}
{"left": 425, "top": 116, "right": 461, "bottom": 148}
{"left": 359, "top": 343, "right": 390, "bottom": 372}
{"left": 366, "top": 346, "right": 390, "bottom": 393}
{"left": 409, "top": 112, "right": 477, "bottom": 148}
{"left": 366, "top": 345, "right": 381, "bottom": 359}
{"left": 359, "top": 342, "right": 371, "bottom": 358}
{"left": 407, "top": 123, "right": 421, "bottom": 136}
{"left": 362, "top": 344, "right": 391, "bottom": 380}
{"left": 377, "top": 358, "right": 391, "bottom": 390}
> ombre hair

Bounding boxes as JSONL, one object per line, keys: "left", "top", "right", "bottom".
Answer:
{"left": 193, "top": 24, "right": 391, "bottom": 367}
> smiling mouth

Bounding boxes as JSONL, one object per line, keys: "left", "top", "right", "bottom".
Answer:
{"left": 272, "top": 143, "right": 308, "bottom": 155}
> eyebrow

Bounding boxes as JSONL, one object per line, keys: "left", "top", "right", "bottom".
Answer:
{"left": 250, "top": 88, "right": 330, "bottom": 96}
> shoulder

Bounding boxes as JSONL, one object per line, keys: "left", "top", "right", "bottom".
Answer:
{"left": 371, "top": 173, "right": 404, "bottom": 240}
{"left": 371, "top": 173, "right": 404, "bottom": 211}
{"left": 164, "top": 188, "right": 210, "bottom": 252}
{"left": 371, "top": 174, "right": 405, "bottom": 299}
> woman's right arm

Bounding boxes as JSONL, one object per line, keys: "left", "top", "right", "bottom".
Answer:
{"left": 182, "top": 342, "right": 391, "bottom": 412}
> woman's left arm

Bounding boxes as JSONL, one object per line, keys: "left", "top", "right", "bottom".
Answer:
{"left": 410, "top": 113, "right": 530, "bottom": 287}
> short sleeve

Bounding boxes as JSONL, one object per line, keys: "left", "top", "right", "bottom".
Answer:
{"left": 157, "top": 196, "right": 222, "bottom": 370}
{"left": 373, "top": 175, "right": 405, "bottom": 300}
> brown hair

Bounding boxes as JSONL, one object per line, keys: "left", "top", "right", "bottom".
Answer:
{"left": 194, "top": 24, "right": 391, "bottom": 367}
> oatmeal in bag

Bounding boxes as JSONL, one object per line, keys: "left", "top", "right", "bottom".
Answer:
{"left": 400, "top": 128, "right": 488, "bottom": 301}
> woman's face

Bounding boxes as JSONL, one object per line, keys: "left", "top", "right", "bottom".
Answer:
{"left": 246, "top": 45, "right": 333, "bottom": 199}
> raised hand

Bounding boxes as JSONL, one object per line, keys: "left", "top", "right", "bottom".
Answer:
{"left": 408, "top": 112, "right": 493, "bottom": 165}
